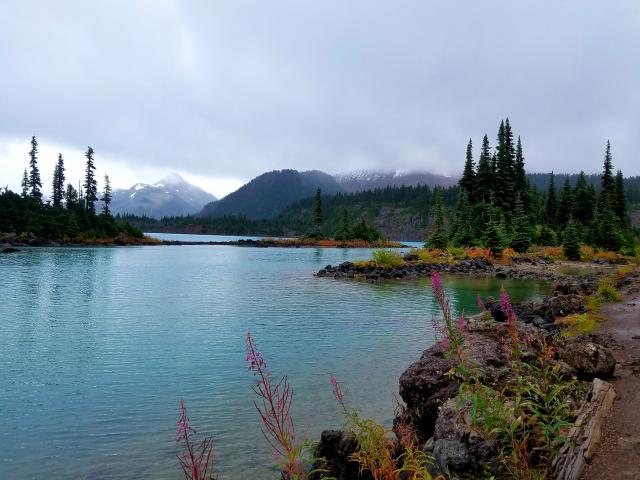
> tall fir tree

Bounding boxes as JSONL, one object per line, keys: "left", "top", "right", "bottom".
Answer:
{"left": 613, "top": 170, "right": 628, "bottom": 225}
{"left": 514, "top": 136, "right": 528, "bottom": 206}
{"left": 52, "top": 153, "right": 66, "bottom": 208}
{"left": 65, "top": 183, "right": 79, "bottom": 210}
{"left": 459, "top": 138, "right": 476, "bottom": 199}
{"left": 558, "top": 177, "right": 573, "bottom": 228}
{"left": 450, "top": 191, "right": 475, "bottom": 247}
{"left": 427, "top": 190, "right": 448, "bottom": 249}
{"left": 28, "top": 135, "right": 43, "bottom": 201}
{"left": 313, "top": 187, "right": 323, "bottom": 238}
{"left": 562, "top": 218, "right": 581, "bottom": 260}
{"left": 544, "top": 172, "right": 558, "bottom": 229}
{"left": 600, "top": 140, "right": 615, "bottom": 200}
{"left": 84, "top": 146, "right": 98, "bottom": 214}
{"left": 101, "top": 174, "right": 112, "bottom": 216}
{"left": 475, "top": 134, "right": 493, "bottom": 203}
{"left": 572, "top": 171, "right": 595, "bottom": 226}
{"left": 21, "top": 169, "right": 29, "bottom": 197}
{"left": 482, "top": 209, "right": 507, "bottom": 256}
{"left": 335, "top": 208, "right": 351, "bottom": 241}
{"left": 510, "top": 194, "right": 532, "bottom": 253}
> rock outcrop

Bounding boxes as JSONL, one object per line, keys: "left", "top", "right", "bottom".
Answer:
{"left": 559, "top": 335, "right": 617, "bottom": 381}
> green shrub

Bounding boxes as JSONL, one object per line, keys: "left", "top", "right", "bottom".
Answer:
{"left": 595, "top": 279, "right": 621, "bottom": 304}
{"left": 371, "top": 249, "right": 404, "bottom": 268}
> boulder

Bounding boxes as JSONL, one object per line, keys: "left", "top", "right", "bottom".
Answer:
{"left": 427, "top": 398, "right": 498, "bottom": 478}
{"left": 558, "top": 335, "right": 616, "bottom": 381}
{"left": 1, "top": 246, "right": 21, "bottom": 253}
{"left": 544, "top": 294, "right": 586, "bottom": 321}
{"left": 310, "top": 430, "right": 371, "bottom": 480}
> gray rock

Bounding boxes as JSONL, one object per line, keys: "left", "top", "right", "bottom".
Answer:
{"left": 559, "top": 335, "right": 616, "bottom": 381}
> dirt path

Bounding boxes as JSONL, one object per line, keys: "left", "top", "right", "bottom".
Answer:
{"left": 582, "top": 293, "right": 640, "bottom": 478}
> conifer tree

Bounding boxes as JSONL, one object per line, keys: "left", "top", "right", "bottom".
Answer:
{"left": 65, "top": 183, "right": 78, "bottom": 210}
{"left": 614, "top": 170, "right": 628, "bottom": 225}
{"left": 475, "top": 135, "right": 493, "bottom": 203}
{"left": 101, "top": 174, "right": 112, "bottom": 216}
{"left": 84, "top": 147, "right": 98, "bottom": 214}
{"left": 52, "top": 153, "right": 66, "bottom": 208}
{"left": 537, "top": 225, "right": 557, "bottom": 247}
{"left": 21, "top": 169, "right": 29, "bottom": 197}
{"left": 427, "top": 190, "right": 448, "bottom": 249}
{"left": 459, "top": 139, "right": 476, "bottom": 199}
{"left": 572, "top": 171, "right": 595, "bottom": 226}
{"left": 28, "top": 136, "right": 43, "bottom": 201}
{"left": 514, "top": 136, "right": 527, "bottom": 200}
{"left": 544, "top": 172, "right": 558, "bottom": 229}
{"left": 510, "top": 195, "right": 532, "bottom": 253}
{"left": 558, "top": 177, "right": 573, "bottom": 228}
{"left": 482, "top": 209, "right": 507, "bottom": 255}
{"left": 450, "top": 191, "right": 474, "bottom": 247}
{"left": 313, "top": 187, "right": 323, "bottom": 238}
{"left": 562, "top": 218, "right": 581, "bottom": 260}
{"left": 601, "top": 140, "right": 615, "bottom": 200}
{"left": 335, "top": 208, "right": 351, "bottom": 241}
{"left": 592, "top": 195, "right": 623, "bottom": 252}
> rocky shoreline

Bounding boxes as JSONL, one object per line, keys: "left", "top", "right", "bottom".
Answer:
{"left": 315, "top": 256, "right": 620, "bottom": 287}
{"left": 312, "top": 267, "right": 640, "bottom": 479}
{"left": 160, "top": 238, "right": 409, "bottom": 248}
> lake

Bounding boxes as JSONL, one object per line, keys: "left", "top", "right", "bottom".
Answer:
{"left": 0, "top": 236, "right": 549, "bottom": 479}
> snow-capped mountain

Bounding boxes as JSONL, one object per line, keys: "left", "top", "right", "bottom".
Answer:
{"left": 333, "top": 170, "right": 458, "bottom": 193}
{"left": 109, "top": 173, "right": 217, "bottom": 218}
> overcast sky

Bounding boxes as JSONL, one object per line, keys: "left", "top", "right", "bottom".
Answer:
{"left": 1, "top": 1, "right": 639, "bottom": 198}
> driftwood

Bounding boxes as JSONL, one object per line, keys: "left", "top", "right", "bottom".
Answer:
{"left": 553, "top": 378, "right": 617, "bottom": 480}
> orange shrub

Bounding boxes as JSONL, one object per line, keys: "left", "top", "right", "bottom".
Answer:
{"left": 580, "top": 245, "right": 595, "bottom": 261}
{"left": 541, "top": 246, "right": 565, "bottom": 261}
{"left": 465, "top": 247, "right": 494, "bottom": 262}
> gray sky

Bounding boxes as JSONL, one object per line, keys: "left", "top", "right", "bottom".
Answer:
{"left": 1, "top": 1, "right": 639, "bottom": 198}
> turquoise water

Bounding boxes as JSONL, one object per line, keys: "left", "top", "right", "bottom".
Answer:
{"left": 0, "top": 240, "right": 549, "bottom": 479}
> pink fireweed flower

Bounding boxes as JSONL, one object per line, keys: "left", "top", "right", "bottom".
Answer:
{"left": 330, "top": 376, "right": 345, "bottom": 409}
{"left": 457, "top": 314, "right": 466, "bottom": 332}
{"left": 431, "top": 271, "right": 442, "bottom": 292}
{"left": 500, "top": 288, "right": 522, "bottom": 366}
{"left": 477, "top": 294, "right": 486, "bottom": 311}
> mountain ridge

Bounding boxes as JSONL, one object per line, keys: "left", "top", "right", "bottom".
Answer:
{"left": 110, "top": 173, "right": 217, "bottom": 218}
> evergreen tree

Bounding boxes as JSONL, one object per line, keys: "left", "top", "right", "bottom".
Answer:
{"left": 482, "top": 209, "right": 507, "bottom": 255}
{"left": 562, "top": 218, "right": 581, "bottom": 260}
{"left": 21, "top": 169, "right": 29, "bottom": 197}
{"left": 84, "top": 147, "right": 98, "bottom": 214}
{"left": 427, "top": 190, "right": 448, "bottom": 249}
{"left": 335, "top": 208, "right": 351, "bottom": 240}
{"left": 313, "top": 187, "right": 323, "bottom": 238}
{"left": 544, "top": 172, "right": 558, "bottom": 229}
{"left": 592, "top": 196, "right": 623, "bottom": 252}
{"left": 101, "top": 174, "right": 112, "bottom": 216}
{"left": 28, "top": 135, "right": 43, "bottom": 201}
{"left": 510, "top": 195, "right": 532, "bottom": 253}
{"left": 65, "top": 183, "right": 78, "bottom": 210}
{"left": 52, "top": 153, "right": 66, "bottom": 208}
{"left": 514, "top": 136, "right": 527, "bottom": 203}
{"left": 614, "top": 170, "right": 628, "bottom": 225}
{"left": 537, "top": 225, "right": 557, "bottom": 246}
{"left": 558, "top": 177, "right": 573, "bottom": 228}
{"left": 450, "top": 191, "right": 475, "bottom": 247}
{"left": 601, "top": 140, "right": 615, "bottom": 200}
{"left": 494, "top": 119, "right": 516, "bottom": 210}
{"left": 459, "top": 138, "right": 476, "bottom": 199}
{"left": 572, "top": 171, "right": 595, "bottom": 226}
{"left": 475, "top": 135, "right": 493, "bottom": 203}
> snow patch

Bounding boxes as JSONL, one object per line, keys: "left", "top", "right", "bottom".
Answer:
{"left": 129, "top": 192, "right": 136, "bottom": 198}
{"left": 134, "top": 184, "right": 145, "bottom": 191}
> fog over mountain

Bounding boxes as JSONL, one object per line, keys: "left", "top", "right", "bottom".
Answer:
{"left": 110, "top": 173, "right": 217, "bottom": 218}
{"left": 2, "top": 1, "right": 640, "bottom": 196}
